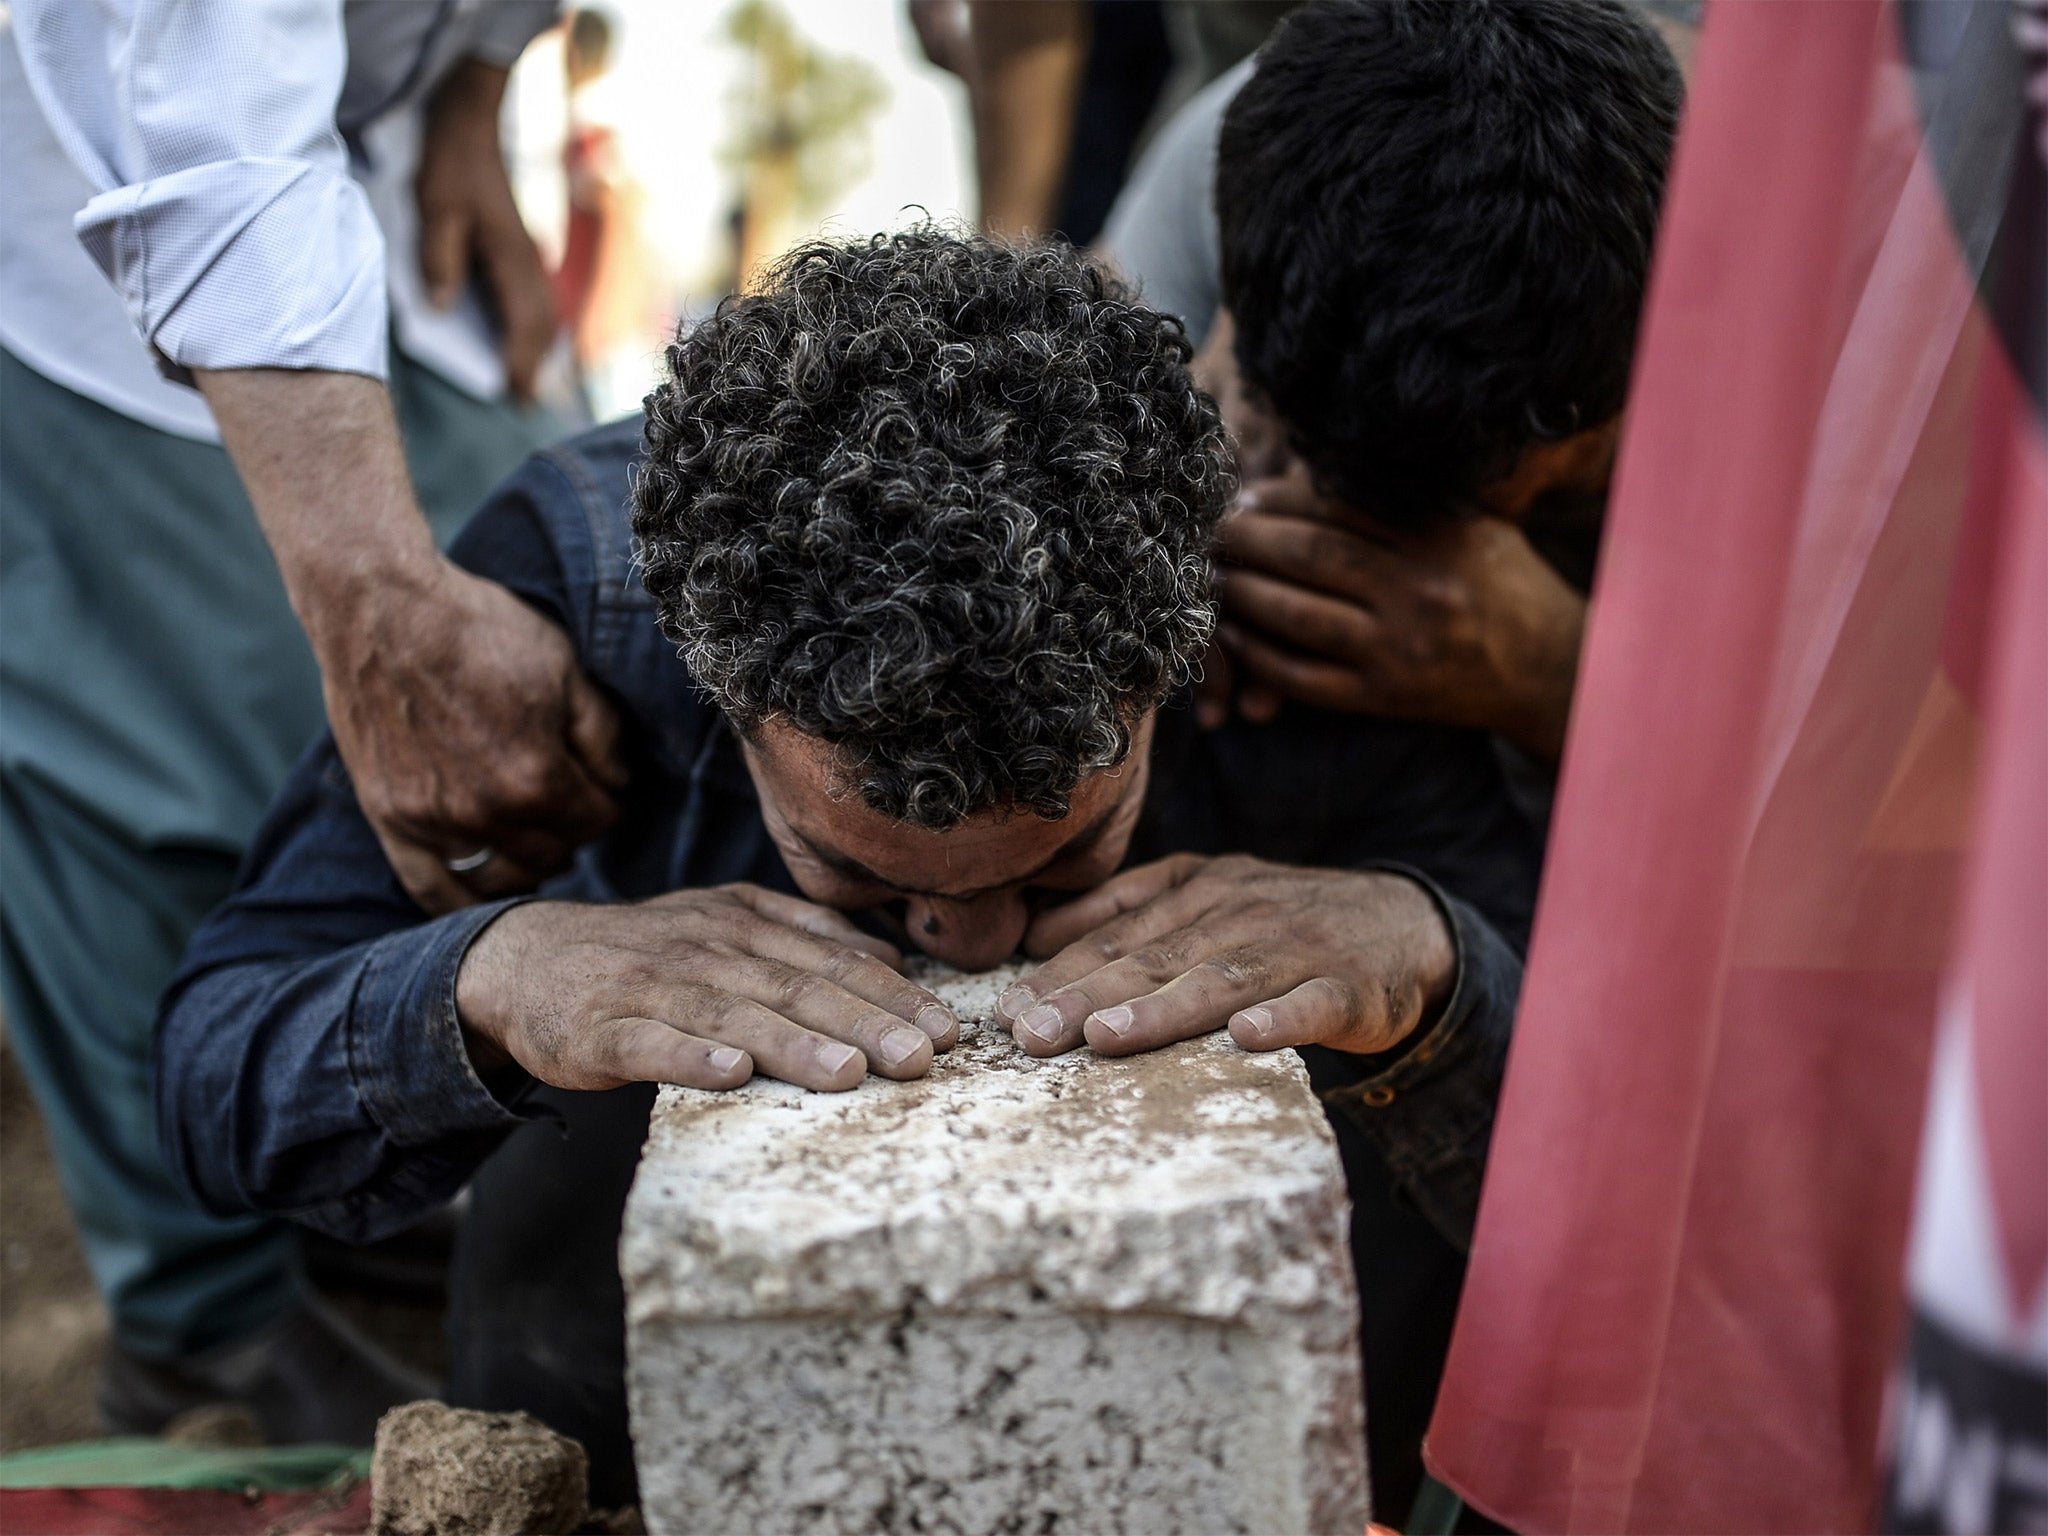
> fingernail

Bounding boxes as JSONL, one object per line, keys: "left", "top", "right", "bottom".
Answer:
{"left": 916, "top": 1004, "right": 955, "bottom": 1039}
{"left": 877, "top": 1027, "right": 927, "bottom": 1067}
{"left": 1091, "top": 1005, "right": 1134, "bottom": 1038}
{"left": 997, "top": 984, "right": 1036, "bottom": 1023}
{"left": 709, "top": 1046, "right": 746, "bottom": 1073}
{"left": 1236, "top": 1006, "right": 1273, "bottom": 1041}
{"left": 1018, "top": 1004, "right": 1064, "bottom": 1044}
{"left": 818, "top": 1041, "right": 862, "bottom": 1074}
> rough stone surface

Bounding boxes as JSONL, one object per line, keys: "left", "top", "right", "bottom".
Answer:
{"left": 623, "top": 962, "right": 1366, "bottom": 1536}
{"left": 372, "top": 1400, "right": 588, "bottom": 1536}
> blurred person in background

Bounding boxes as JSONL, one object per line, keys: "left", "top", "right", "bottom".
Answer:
{"left": 554, "top": 6, "right": 659, "bottom": 414}
{"left": 1100, "top": 0, "right": 1697, "bottom": 843}
{"left": 1099, "top": 0, "right": 1685, "bottom": 1509}
{"left": 0, "top": 0, "right": 626, "bottom": 1442}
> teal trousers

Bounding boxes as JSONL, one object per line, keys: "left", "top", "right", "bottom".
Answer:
{"left": 0, "top": 348, "right": 557, "bottom": 1358}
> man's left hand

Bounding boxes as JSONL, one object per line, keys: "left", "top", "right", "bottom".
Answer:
{"left": 416, "top": 59, "right": 556, "bottom": 402}
{"left": 996, "top": 854, "right": 1454, "bottom": 1061}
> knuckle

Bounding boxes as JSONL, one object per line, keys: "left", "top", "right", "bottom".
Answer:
{"left": 1204, "top": 946, "right": 1272, "bottom": 994}
{"left": 809, "top": 944, "right": 858, "bottom": 982}
{"left": 771, "top": 968, "right": 822, "bottom": 1013}
{"left": 707, "top": 993, "right": 760, "bottom": 1035}
{"left": 1417, "top": 578, "right": 1466, "bottom": 623}
{"left": 589, "top": 1027, "right": 636, "bottom": 1083}
{"left": 1309, "top": 976, "right": 1368, "bottom": 1035}
{"left": 1127, "top": 942, "right": 1185, "bottom": 980}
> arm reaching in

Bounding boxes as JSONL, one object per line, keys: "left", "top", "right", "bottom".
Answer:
{"left": 197, "top": 368, "right": 624, "bottom": 912}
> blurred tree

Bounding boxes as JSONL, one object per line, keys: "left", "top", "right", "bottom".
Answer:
{"left": 723, "top": 0, "right": 888, "bottom": 284}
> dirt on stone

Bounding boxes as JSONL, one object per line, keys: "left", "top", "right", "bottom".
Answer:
{"left": 371, "top": 1401, "right": 590, "bottom": 1536}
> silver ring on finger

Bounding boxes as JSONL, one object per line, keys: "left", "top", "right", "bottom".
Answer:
{"left": 444, "top": 847, "right": 497, "bottom": 875}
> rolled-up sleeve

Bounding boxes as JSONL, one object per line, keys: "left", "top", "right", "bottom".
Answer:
{"left": 11, "top": 0, "right": 388, "bottom": 382}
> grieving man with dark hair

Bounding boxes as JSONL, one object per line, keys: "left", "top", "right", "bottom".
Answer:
{"left": 1106, "top": 0, "right": 1684, "bottom": 774}
{"left": 157, "top": 229, "right": 1537, "bottom": 1514}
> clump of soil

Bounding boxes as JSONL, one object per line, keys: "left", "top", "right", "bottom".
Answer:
{"left": 161, "top": 1402, "right": 263, "bottom": 1447}
{"left": 371, "top": 1401, "right": 588, "bottom": 1536}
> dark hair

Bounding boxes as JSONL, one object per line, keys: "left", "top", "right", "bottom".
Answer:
{"left": 632, "top": 228, "right": 1230, "bottom": 831}
{"left": 1217, "top": 0, "right": 1682, "bottom": 527}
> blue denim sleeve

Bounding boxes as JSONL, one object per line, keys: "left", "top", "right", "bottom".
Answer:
{"left": 1305, "top": 864, "right": 1523, "bottom": 1253}
{"left": 153, "top": 742, "right": 551, "bottom": 1244}
{"left": 153, "top": 461, "right": 588, "bottom": 1244}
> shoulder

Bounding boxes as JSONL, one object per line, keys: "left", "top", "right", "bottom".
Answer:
{"left": 449, "top": 415, "right": 646, "bottom": 628}
{"left": 1100, "top": 57, "right": 1253, "bottom": 345}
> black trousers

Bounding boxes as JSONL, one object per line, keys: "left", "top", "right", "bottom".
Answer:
{"left": 446, "top": 1083, "right": 1470, "bottom": 1526}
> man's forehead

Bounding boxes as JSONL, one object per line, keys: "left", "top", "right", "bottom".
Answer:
{"left": 747, "top": 718, "right": 1149, "bottom": 896}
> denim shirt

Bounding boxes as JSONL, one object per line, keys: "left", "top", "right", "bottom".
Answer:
{"left": 153, "top": 418, "right": 1543, "bottom": 1254}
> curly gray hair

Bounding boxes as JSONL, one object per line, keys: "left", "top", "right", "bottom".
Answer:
{"left": 630, "top": 228, "right": 1230, "bottom": 830}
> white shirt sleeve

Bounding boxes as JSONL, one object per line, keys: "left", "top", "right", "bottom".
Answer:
{"left": 9, "top": 0, "right": 389, "bottom": 383}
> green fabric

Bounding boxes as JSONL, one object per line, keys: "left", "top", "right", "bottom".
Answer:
{"left": 0, "top": 1440, "right": 369, "bottom": 1492}
{"left": 0, "top": 347, "right": 558, "bottom": 1355}
{"left": 1407, "top": 1473, "right": 1467, "bottom": 1535}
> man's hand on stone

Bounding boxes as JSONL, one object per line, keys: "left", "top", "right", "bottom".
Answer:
{"left": 1205, "top": 466, "right": 1586, "bottom": 765}
{"left": 996, "top": 855, "right": 1454, "bottom": 1062}
{"left": 455, "top": 885, "right": 959, "bottom": 1093}
{"left": 325, "top": 558, "right": 628, "bottom": 914}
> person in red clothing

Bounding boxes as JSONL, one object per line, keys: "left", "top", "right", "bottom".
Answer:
{"left": 553, "top": 7, "right": 656, "bottom": 410}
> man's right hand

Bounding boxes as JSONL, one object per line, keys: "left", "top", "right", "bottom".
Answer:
{"left": 454, "top": 886, "right": 960, "bottom": 1093}
{"left": 323, "top": 556, "right": 627, "bottom": 914}
{"left": 196, "top": 367, "right": 630, "bottom": 916}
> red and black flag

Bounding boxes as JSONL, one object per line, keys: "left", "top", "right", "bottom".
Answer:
{"left": 1422, "top": 1, "right": 2046, "bottom": 1530}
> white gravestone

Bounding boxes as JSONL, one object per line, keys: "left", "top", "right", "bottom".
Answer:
{"left": 622, "top": 963, "right": 1368, "bottom": 1536}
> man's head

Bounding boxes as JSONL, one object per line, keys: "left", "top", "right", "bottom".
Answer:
{"left": 1216, "top": 0, "right": 1682, "bottom": 531}
{"left": 633, "top": 230, "right": 1228, "bottom": 965}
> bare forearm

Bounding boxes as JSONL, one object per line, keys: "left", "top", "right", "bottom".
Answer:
{"left": 194, "top": 368, "right": 439, "bottom": 649}
{"left": 196, "top": 364, "right": 623, "bottom": 914}
{"left": 966, "top": 0, "right": 1087, "bottom": 235}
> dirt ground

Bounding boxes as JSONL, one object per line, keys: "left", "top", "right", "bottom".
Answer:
{"left": 0, "top": 1041, "right": 446, "bottom": 1451}
{"left": 0, "top": 1041, "right": 105, "bottom": 1449}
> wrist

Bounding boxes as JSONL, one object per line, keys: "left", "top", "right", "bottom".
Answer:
{"left": 1497, "top": 594, "right": 1585, "bottom": 767}
{"left": 1363, "top": 869, "right": 1458, "bottom": 1044}
{"left": 295, "top": 540, "right": 448, "bottom": 656}
{"left": 455, "top": 899, "right": 548, "bottom": 1071}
